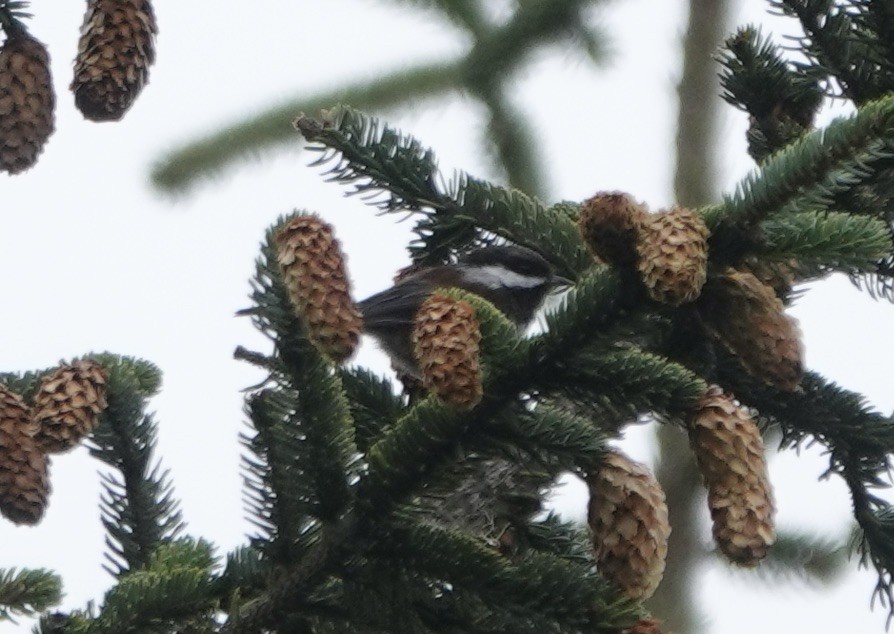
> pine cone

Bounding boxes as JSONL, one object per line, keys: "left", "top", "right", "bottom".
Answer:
{"left": 636, "top": 207, "right": 709, "bottom": 305}
{"left": 412, "top": 294, "right": 483, "bottom": 410}
{"left": 275, "top": 215, "right": 362, "bottom": 363}
{"left": 700, "top": 268, "right": 803, "bottom": 391}
{"left": 71, "top": 0, "right": 158, "bottom": 121}
{"left": 33, "top": 360, "right": 109, "bottom": 454}
{"left": 587, "top": 450, "right": 670, "bottom": 600}
{"left": 0, "top": 27, "right": 55, "bottom": 174}
{"left": 689, "top": 385, "right": 775, "bottom": 566}
{"left": 578, "top": 192, "right": 647, "bottom": 267}
{"left": 0, "top": 385, "right": 50, "bottom": 525}
{"left": 741, "top": 257, "right": 799, "bottom": 301}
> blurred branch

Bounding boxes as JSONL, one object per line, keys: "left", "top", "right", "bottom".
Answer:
{"left": 738, "top": 529, "right": 847, "bottom": 585}
{"left": 650, "top": 2, "right": 730, "bottom": 633}
{"left": 151, "top": 62, "right": 462, "bottom": 194}
{"left": 673, "top": 0, "right": 728, "bottom": 209}
{"left": 150, "top": 0, "right": 611, "bottom": 199}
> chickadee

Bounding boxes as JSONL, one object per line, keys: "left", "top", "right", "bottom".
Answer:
{"left": 359, "top": 245, "right": 573, "bottom": 377}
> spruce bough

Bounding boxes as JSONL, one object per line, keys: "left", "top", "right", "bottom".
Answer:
{"left": 4, "top": 2, "right": 894, "bottom": 631}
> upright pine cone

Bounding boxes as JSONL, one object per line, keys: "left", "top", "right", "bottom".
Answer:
{"left": 0, "top": 385, "right": 50, "bottom": 525}
{"left": 412, "top": 294, "right": 483, "bottom": 410}
{"left": 71, "top": 0, "right": 158, "bottom": 121}
{"left": 0, "top": 26, "right": 55, "bottom": 174}
{"left": 578, "top": 191, "right": 647, "bottom": 267}
{"left": 33, "top": 360, "right": 109, "bottom": 454}
{"left": 689, "top": 385, "right": 775, "bottom": 566}
{"left": 587, "top": 450, "right": 670, "bottom": 600}
{"left": 275, "top": 215, "right": 363, "bottom": 363}
{"left": 699, "top": 268, "right": 803, "bottom": 391}
{"left": 635, "top": 207, "right": 709, "bottom": 305}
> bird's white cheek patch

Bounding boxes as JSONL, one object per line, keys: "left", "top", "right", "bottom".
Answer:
{"left": 463, "top": 265, "right": 545, "bottom": 289}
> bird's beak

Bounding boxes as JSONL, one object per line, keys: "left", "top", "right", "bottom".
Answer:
{"left": 550, "top": 274, "right": 575, "bottom": 290}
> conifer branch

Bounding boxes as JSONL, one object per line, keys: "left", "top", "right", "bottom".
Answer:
{"left": 338, "top": 366, "right": 403, "bottom": 452}
{"left": 464, "top": 77, "right": 544, "bottom": 195}
{"left": 717, "top": 94, "right": 894, "bottom": 227}
{"left": 542, "top": 346, "right": 708, "bottom": 422}
{"left": 0, "top": 568, "right": 61, "bottom": 622}
{"left": 719, "top": 25, "right": 821, "bottom": 129}
{"left": 217, "top": 545, "right": 266, "bottom": 606}
{"left": 363, "top": 397, "right": 473, "bottom": 512}
{"left": 0, "top": 0, "right": 31, "bottom": 32}
{"left": 525, "top": 512, "right": 596, "bottom": 568}
{"left": 379, "top": 522, "right": 642, "bottom": 632}
{"left": 86, "top": 355, "right": 184, "bottom": 578}
{"left": 746, "top": 529, "right": 846, "bottom": 585}
{"left": 359, "top": 278, "right": 648, "bottom": 514}
{"left": 242, "top": 219, "right": 360, "bottom": 527}
{"left": 274, "top": 348, "right": 358, "bottom": 522}
{"left": 462, "top": 0, "right": 600, "bottom": 81}
{"left": 849, "top": 477, "right": 894, "bottom": 612}
{"left": 450, "top": 176, "right": 592, "bottom": 277}
{"left": 855, "top": 1, "right": 894, "bottom": 79}
{"left": 717, "top": 362, "right": 894, "bottom": 608}
{"left": 82, "top": 539, "right": 219, "bottom": 634}
{"left": 296, "top": 106, "right": 590, "bottom": 274}
{"left": 296, "top": 106, "right": 466, "bottom": 264}
{"left": 241, "top": 389, "right": 321, "bottom": 563}
{"left": 483, "top": 405, "right": 608, "bottom": 474}
{"left": 535, "top": 267, "right": 633, "bottom": 358}
{"left": 388, "top": 0, "right": 487, "bottom": 35}
{"left": 221, "top": 518, "right": 354, "bottom": 634}
{"left": 760, "top": 210, "right": 892, "bottom": 272}
{"left": 718, "top": 25, "right": 822, "bottom": 161}
{"left": 151, "top": 0, "right": 608, "bottom": 196}
{"left": 150, "top": 62, "right": 462, "bottom": 193}
{"left": 852, "top": 258, "right": 894, "bottom": 302}
{"left": 774, "top": 0, "right": 887, "bottom": 103}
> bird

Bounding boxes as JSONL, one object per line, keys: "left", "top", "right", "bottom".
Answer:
{"left": 358, "top": 244, "right": 573, "bottom": 377}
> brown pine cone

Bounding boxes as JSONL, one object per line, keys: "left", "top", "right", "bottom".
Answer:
{"left": 0, "top": 26, "right": 55, "bottom": 174}
{"left": 578, "top": 191, "right": 648, "bottom": 267}
{"left": 0, "top": 385, "right": 50, "bottom": 525}
{"left": 275, "top": 214, "right": 363, "bottom": 363}
{"left": 635, "top": 207, "right": 709, "bottom": 305}
{"left": 587, "top": 450, "right": 670, "bottom": 600}
{"left": 71, "top": 0, "right": 158, "bottom": 121}
{"left": 740, "top": 257, "right": 799, "bottom": 301}
{"left": 412, "top": 293, "right": 483, "bottom": 410}
{"left": 700, "top": 268, "right": 803, "bottom": 391}
{"left": 689, "top": 385, "right": 775, "bottom": 566}
{"left": 33, "top": 360, "right": 109, "bottom": 454}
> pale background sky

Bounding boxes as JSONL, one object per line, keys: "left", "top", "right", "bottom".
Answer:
{"left": 2, "top": 1, "right": 893, "bottom": 632}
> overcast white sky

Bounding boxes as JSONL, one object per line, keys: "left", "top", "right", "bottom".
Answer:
{"left": 2, "top": 1, "right": 893, "bottom": 632}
